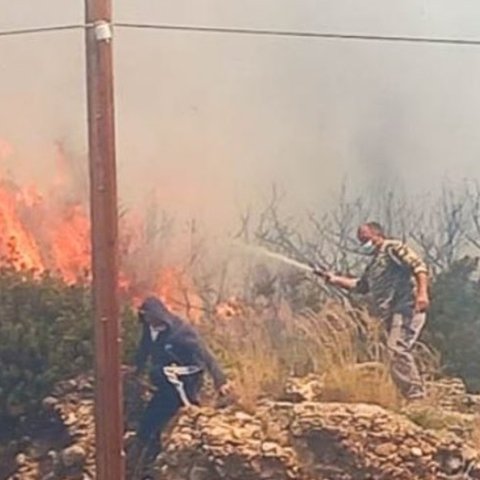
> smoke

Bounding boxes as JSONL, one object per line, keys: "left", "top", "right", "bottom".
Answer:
{"left": 1, "top": 0, "right": 480, "bottom": 235}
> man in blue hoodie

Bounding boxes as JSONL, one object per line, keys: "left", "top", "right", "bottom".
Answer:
{"left": 133, "top": 296, "right": 231, "bottom": 459}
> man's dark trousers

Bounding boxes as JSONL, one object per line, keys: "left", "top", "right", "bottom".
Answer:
{"left": 137, "top": 377, "right": 200, "bottom": 458}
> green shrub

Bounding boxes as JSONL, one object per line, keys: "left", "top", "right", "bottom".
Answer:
{"left": 0, "top": 266, "right": 93, "bottom": 417}
{"left": 427, "top": 257, "right": 480, "bottom": 391}
{"left": 0, "top": 265, "right": 137, "bottom": 420}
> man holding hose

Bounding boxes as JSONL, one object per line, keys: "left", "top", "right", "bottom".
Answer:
{"left": 320, "top": 221, "right": 430, "bottom": 400}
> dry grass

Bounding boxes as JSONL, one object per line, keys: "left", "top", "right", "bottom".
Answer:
{"left": 473, "top": 416, "right": 480, "bottom": 450}
{"left": 405, "top": 406, "right": 472, "bottom": 432}
{"left": 201, "top": 304, "right": 288, "bottom": 412}
{"left": 322, "top": 362, "right": 400, "bottom": 409}
{"left": 297, "top": 304, "right": 400, "bottom": 409}
{"left": 200, "top": 300, "right": 438, "bottom": 411}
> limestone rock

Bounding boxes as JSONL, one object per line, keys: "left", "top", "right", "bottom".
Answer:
{"left": 156, "top": 400, "right": 480, "bottom": 480}
{"left": 60, "top": 445, "right": 86, "bottom": 469}
{"left": 282, "top": 374, "right": 325, "bottom": 403}
{"left": 42, "top": 397, "right": 59, "bottom": 411}
{"left": 6, "top": 371, "right": 480, "bottom": 480}
{"left": 6, "top": 370, "right": 150, "bottom": 480}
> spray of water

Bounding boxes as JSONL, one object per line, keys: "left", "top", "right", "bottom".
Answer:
{"left": 234, "top": 242, "right": 314, "bottom": 272}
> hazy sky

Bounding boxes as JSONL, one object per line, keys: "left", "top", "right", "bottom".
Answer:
{"left": 1, "top": 1, "right": 480, "bottom": 224}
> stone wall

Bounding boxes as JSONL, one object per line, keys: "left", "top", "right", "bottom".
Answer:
{"left": 155, "top": 400, "right": 479, "bottom": 480}
{"left": 6, "top": 373, "right": 480, "bottom": 480}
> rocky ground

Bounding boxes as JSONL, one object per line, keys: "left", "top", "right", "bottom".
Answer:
{"left": 4, "top": 371, "right": 480, "bottom": 480}
{"left": 5, "top": 369, "right": 148, "bottom": 480}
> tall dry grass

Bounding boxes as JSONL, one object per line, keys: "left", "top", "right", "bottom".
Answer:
{"left": 200, "top": 300, "right": 438, "bottom": 411}
{"left": 473, "top": 416, "right": 480, "bottom": 451}
{"left": 302, "top": 304, "right": 400, "bottom": 409}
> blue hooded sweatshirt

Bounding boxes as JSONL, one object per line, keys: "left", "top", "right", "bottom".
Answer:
{"left": 134, "top": 296, "right": 227, "bottom": 391}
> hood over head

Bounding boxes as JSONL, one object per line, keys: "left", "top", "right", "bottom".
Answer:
{"left": 139, "top": 296, "right": 181, "bottom": 330}
{"left": 138, "top": 296, "right": 200, "bottom": 347}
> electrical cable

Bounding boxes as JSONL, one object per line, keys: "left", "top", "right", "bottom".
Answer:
{"left": 1, "top": 21, "right": 480, "bottom": 48}
{"left": 115, "top": 22, "right": 480, "bottom": 47}
{"left": 0, "top": 24, "right": 90, "bottom": 37}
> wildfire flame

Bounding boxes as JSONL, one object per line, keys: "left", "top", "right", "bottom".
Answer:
{"left": 50, "top": 204, "right": 90, "bottom": 283}
{"left": 0, "top": 139, "right": 201, "bottom": 316}
{"left": 0, "top": 183, "right": 44, "bottom": 271}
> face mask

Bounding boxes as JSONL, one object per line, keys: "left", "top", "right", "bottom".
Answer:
{"left": 359, "top": 240, "right": 376, "bottom": 255}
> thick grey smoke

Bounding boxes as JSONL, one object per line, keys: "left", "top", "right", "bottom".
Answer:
{"left": 1, "top": 0, "right": 480, "bottom": 230}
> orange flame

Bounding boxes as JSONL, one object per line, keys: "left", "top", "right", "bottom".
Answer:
{"left": 0, "top": 182, "right": 44, "bottom": 271}
{"left": 0, "top": 139, "right": 202, "bottom": 316}
{"left": 50, "top": 203, "right": 91, "bottom": 283}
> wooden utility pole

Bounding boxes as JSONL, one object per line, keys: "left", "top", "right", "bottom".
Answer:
{"left": 85, "top": 1, "right": 124, "bottom": 478}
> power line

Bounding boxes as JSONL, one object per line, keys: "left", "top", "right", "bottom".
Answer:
{"left": 0, "top": 24, "right": 90, "bottom": 37}
{"left": 115, "top": 22, "right": 480, "bottom": 47}
{"left": 1, "top": 21, "right": 480, "bottom": 48}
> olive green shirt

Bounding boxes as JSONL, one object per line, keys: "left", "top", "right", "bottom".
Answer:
{"left": 355, "top": 239, "right": 428, "bottom": 320}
